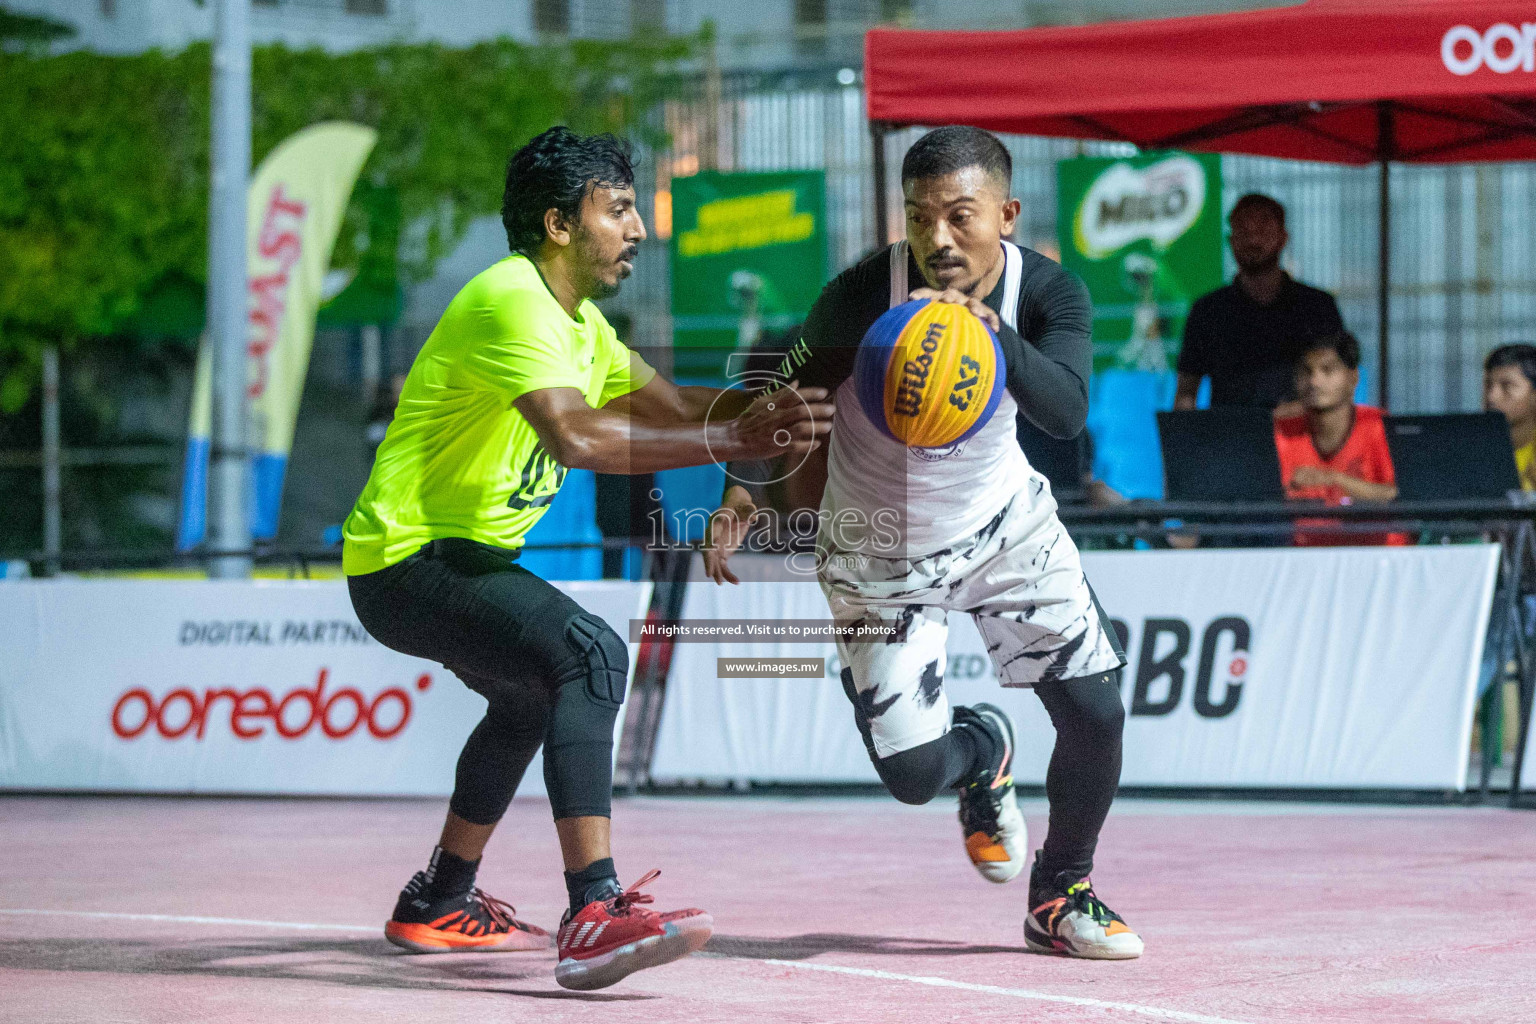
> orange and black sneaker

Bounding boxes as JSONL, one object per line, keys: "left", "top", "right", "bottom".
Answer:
{"left": 1025, "top": 855, "right": 1143, "bottom": 959}
{"left": 954, "top": 703, "right": 1027, "bottom": 883}
{"left": 555, "top": 869, "right": 712, "bottom": 991}
{"left": 384, "top": 870, "right": 552, "bottom": 953}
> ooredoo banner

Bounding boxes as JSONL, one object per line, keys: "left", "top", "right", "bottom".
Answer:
{"left": 0, "top": 579, "right": 650, "bottom": 796}
{"left": 650, "top": 545, "right": 1498, "bottom": 790}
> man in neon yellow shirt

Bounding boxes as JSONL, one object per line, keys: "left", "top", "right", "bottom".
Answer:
{"left": 345, "top": 127, "right": 831, "bottom": 991}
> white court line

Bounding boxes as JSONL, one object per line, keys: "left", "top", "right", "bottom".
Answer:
{"left": 743, "top": 958, "right": 1257, "bottom": 1024}
{"left": 1, "top": 908, "right": 1257, "bottom": 1024}
{"left": 0, "top": 909, "right": 376, "bottom": 933}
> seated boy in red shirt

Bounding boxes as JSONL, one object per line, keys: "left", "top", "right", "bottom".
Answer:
{"left": 1273, "top": 330, "right": 1405, "bottom": 545}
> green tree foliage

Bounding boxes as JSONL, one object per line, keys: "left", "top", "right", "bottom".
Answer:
{"left": 0, "top": 5, "right": 72, "bottom": 50}
{"left": 0, "top": 34, "right": 692, "bottom": 411}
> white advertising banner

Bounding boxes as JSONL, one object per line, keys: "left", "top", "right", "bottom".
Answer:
{"left": 0, "top": 579, "right": 650, "bottom": 796}
{"left": 650, "top": 546, "right": 1498, "bottom": 790}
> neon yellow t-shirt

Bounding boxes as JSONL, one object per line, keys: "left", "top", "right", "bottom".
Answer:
{"left": 342, "top": 254, "right": 655, "bottom": 575}
{"left": 1517, "top": 440, "right": 1536, "bottom": 492}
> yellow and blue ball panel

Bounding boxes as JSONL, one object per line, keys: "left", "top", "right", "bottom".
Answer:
{"left": 854, "top": 299, "right": 1004, "bottom": 449}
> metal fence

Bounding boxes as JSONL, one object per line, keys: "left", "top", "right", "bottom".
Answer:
{"left": 608, "top": 74, "right": 1536, "bottom": 412}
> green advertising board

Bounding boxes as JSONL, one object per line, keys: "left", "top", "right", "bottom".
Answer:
{"left": 1056, "top": 152, "right": 1223, "bottom": 373}
{"left": 669, "top": 170, "right": 826, "bottom": 376}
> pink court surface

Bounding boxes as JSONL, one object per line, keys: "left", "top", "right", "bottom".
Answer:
{"left": 2, "top": 793, "right": 1534, "bottom": 1024}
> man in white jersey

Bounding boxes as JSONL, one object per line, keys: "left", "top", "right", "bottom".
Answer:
{"left": 704, "top": 126, "right": 1142, "bottom": 959}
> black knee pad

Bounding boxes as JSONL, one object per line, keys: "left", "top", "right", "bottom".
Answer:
{"left": 542, "top": 613, "right": 626, "bottom": 821}
{"left": 562, "top": 613, "right": 629, "bottom": 708}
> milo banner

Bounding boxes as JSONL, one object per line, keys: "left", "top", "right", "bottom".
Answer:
{"left": 669, "top": 171, "right": 826, "bottom": 375}
{"left": 1056, "top": 152, "right": 1223, "bottom": 373}
{"left": 179, "top": 122, "right": 378, "bottom": 548}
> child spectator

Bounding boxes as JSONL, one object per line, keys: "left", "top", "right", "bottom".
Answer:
{"left": 1482, "top": 343, "right": 1536, "bottom": 492}
{"left": 1273, "top": 331, "right": 1404, "bottom": 545}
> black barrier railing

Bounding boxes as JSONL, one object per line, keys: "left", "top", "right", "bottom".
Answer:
{"left": 0, "top": 537, "right": 654, "bottom": 580}
{"left": 1055, "top": 497, "right": 1536, "bottom": 533}
{"left": 9, "top": 498, "right": 1533, "bottom": 573}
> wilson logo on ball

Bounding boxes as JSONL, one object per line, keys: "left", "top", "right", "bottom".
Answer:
{"left": 855, "top": 299, "right": 1004, "bottom": 449}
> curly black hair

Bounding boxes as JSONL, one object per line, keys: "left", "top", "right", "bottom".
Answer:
{"left": 501, "top": 126, "right": 635, "bottom": 256}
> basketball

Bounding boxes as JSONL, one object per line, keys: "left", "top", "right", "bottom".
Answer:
{"left": 854, "top": 298, "right": 1005, "bottom": 449}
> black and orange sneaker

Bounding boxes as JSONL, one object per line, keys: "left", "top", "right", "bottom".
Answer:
{"left": 954, "top": 703, "right": 1027, "bottom": 883}
{"left": 1025, "top": 855, "right": 1143, "bottom": 959}
{"left": 384, "top": 870, "right": 552, "bottom": 953}
{"left": 554, "top": 869, "right": 712, "bottom": 991}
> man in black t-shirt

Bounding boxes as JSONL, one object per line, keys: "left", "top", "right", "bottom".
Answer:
{"left": 704, "top": 126, "right": 1141, "bottom": 960}
{"left": 1175, "top": 194, "right": 1344, "bottom": 410}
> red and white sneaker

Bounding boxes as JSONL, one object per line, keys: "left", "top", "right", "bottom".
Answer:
{"left": 554, "top": 869, "right": 713, "bottom": 991}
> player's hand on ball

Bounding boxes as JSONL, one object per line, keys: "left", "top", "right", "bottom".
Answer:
{"left": 703, "top": 485, "right": 756, "bottom": 585}
{"left": 908, "top": 287, "right": 1002, "bottom": 334}
{"left": 730, "top": 380, "right": 835, "bottom": 461}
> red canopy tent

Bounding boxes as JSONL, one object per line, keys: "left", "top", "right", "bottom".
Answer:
{"left": 864, "top": 0, "right": 1536, "bottom": 406}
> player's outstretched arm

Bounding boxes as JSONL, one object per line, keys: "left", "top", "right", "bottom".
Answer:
{"left": 603, "top": 371, "right": 756, "bottom": 426}
{"left": 514, "top": 382, "right": 833, "bottom": 476}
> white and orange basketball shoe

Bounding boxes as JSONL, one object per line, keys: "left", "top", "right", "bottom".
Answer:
{"left": 1025, "top": 854, "right": 1143, "bottom": 959}
{"left": 954, "top": 703, "right": 1027, "bottom": 883}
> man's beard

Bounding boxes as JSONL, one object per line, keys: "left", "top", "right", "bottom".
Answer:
{"left": 1236, "top": 252, "right": 1280, "bottom": 275}
{"left": 577, "top": 232, "right": 636, "bottom": 301}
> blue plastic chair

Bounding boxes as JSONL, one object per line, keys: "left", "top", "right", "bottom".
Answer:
{"left": 1088, "top": 369, "right": 1177, "bottom": 500}
{"left": 653, "top": 463, "right": 727, "bottom": 544}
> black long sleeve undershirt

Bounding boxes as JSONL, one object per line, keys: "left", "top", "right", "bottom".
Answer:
{"left": 778, "top": 243, "right": 1093, "bottom": 440}
{"left": 994, "top": 261, "right": 1092, "bottom": 439}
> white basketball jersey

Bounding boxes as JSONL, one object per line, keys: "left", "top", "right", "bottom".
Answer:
{"left": 819, "top": 241, "right": 1045, "bottom": 561}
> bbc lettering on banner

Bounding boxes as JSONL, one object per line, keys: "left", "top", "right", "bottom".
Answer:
{"left": 650, "top": 546, "right": 1497, "bottom": 790}
{"left": 0, "top": 580, "right": 650, "bottom": 796}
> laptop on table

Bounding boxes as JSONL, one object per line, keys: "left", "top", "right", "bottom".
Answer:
{"left": 1384, "top": 413, "right": 1520, "bottom": 501}
{"left": 1156, "top": 409, "right": 1286, "bottom": 502}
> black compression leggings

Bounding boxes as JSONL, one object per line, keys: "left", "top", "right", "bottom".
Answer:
{"left": 844, "top": 666, "right": 1125, "bottom": 879}
{"left": 1034, "top": 670, "right": 1125, "bottom": 881}
{"left": 348, "top": 539, "right": 626, "bottom": 824}
{"left": 840, "top": 667, "right": 983, "bottom": 804}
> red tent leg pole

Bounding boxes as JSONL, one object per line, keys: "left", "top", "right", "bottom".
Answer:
{"left": 870, "top": 120, "right": 890, "bottom": 250}
{"left": 1377, "top": 103, "right": 1394, "bottom": 412}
